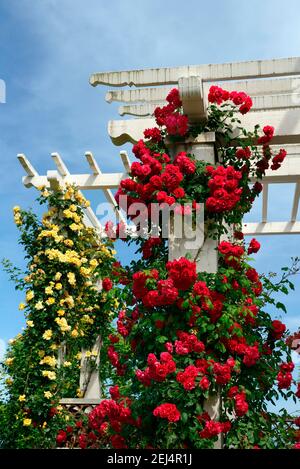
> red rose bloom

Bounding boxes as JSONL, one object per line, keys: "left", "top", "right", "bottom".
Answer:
{"left": 102, "top": 277, "right": 113, "bottom": 291}
{"left": 271, "top": 320, "right": 286, "bottom": 340}
{"left": 153, "top": 403, "right": 181, "bottom": 422}
{"left": 56, "top": 430, "right": 67, "bottom": 445}
{"left": 248, "top": 238, "right": 261, "bottom": 255}
{"left": 166, "top": 257, "right": 197, "bottom": 291}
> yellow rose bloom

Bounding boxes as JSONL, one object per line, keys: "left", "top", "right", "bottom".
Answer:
{"left": 90, "top": 259, "right": 98, "bottom": 267}
{"left": 63, "top": 209, "right": 73, "bottom": 218}
{"left": 42, "top": 370, "right": 56, "bottom": 380}
{"left": 67, "top": 272, "right": 76, "bottom": 285}
{"left": 19, "top": 303, "right": 25, "bottom": 311}
{"left": 26, "top": 320, "right": 34, "bottom": 328}
{"left": 70, "top": 329, "right": 79, "bottom": 338}
{"left": 46, "top": 297, "right": 55, "bottom": 306}
{"left": 42, "top": 330, "right": 53, "bottom": 341}
{"left": 55, "top": 283, "right": 62, "bottom": 290}
{"left": 69, "top": 204, "right": 77, "bottom": 212}
{"left": 69, "top": 223, "right": 80, "bottom": 231}
{"left": 6, "top": 378, "right": 13, "bottom": 386}
{"left": 23, "top": 418, "right": 32, "bottom": 427}
{"left": 44, "top": 391, "right": 52, "bottom": 399}
{"left": 55, "top": 317, "right": 71, "bottom": 332}
{"left": 85, "top": 351, "right": 92, "bottom": 358}
{"left": 5, "top": 357, "right": 14, "bottom": 366}
{"left": 64, "top": 296, "right": 74, "bottom": 308}
{"left": 45, "top": 286, "right": 53, "bottom": 295}
{"left": 26, "top": 290, "right": 34, "bottom": 302}
{"left": 75, "top": 352, "right": 82, "bottom": 360}
{"left": 50, "top": 344, "right": 58, "bottom": 350}
{"left": 54, "top": 272, "right": 62, "bottom": 281}
{"left": 80, "top": 267, "right": 91, "bottom": 277}
{"left": 63, "top": 361, "right": 72, "bottom": 367}
{"left": 18, "top": 395, "right": 26, "bottom": 402}
{"left": 35, "top": 301, "right": 44, "bottom": 310}
{"left": 40, "top": 355, "right": 57, "bottom": 367}
{"left": 64, "top": 239, "right": 74, "bottom": 247}
{"left": 57, "top": 309, "right": 65, "bottom": 316}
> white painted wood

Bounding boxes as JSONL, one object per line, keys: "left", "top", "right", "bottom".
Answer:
{"left": 51, "top": 152, "right": 69, "bottom": 177}
{"left": 120, "top": 150, "right": 131, "bottom": 173}
{"left": 23, "top": 172, "right": 126, "bottom": 190}
{"left": 178, "top": 76, "right": 206, "bottom": 123}
{"left": 90, "top": 56, "right": 300, "bottom": 87}
{"left": 243, "top": 221, "right": 300, "bottom": 234}
{"left": 60, "top": 398, "right": 101, "bottom": 405}
{"left": 85, "top": 151, "right": 101, "bottom": 175}
{"left": 118, "top": 94, "right": 300, "bottom": 118}
{"left": 17, "top": 154, "right": 38, "bottom": 177}
{"left": 107, "top": 107, "right": 300, "bottom": 146}
{"left": 106, "top": 78, "right": 300, "bottom": 105}
{"left": 80, "top": 336, "right": 102, "bottom": 399}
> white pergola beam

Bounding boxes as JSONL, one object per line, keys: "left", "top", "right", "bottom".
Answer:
{"left": 120, "top": 151, "right": 131, "bottom": 173}
{"left": 106, "top": 78, "right": 300, "bottom": 105}
{"left": 51, "top": 152, "right": 69, "bottom": 177}
{"left": 107, "top": 106, "right": 300, "bottom": 145}
{"left": 22, "top": 172, "right": 126, "bottom": 190}
{"left": 243, "top": 221, "right": 300, "bottom": 235}
{"left": 17, "top": 154, "right": 38, "bottom": 177}
{"left": 90, "top": 56, "right": 300, "bottom": 87}
{"left": 85, "top": 151, "right": 101, "bottom": 175}
{"left": 118, "top": 94, "right": 300, "bottom": 117}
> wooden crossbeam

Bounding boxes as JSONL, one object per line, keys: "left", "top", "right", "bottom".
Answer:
{"left": 51, "top": 152, "right": 69, "bottom": 176}
{"left": 17, "top": 153, "right": 38, "bottom": 177}
{"left": 243, "top": 221, "right": 300, "bottom": 235}
{"left": 90, "top": 56, "right": 300, "bottom": 88}
{"left": 118, "top": 94, "right": 300, "bottom": 118}
{"left": 85, "top": 151, "right": 101, "bottom": 175}
{"left": 107, "top": 106, "right": 300, "bottom": 146}
{"left": 106, "top": 77, "right": 300, "bottom": 105}
{"left": 120, "top": 151, "right": 131, "bottom": 173}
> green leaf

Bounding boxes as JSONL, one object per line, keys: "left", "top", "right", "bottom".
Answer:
{"left": 275, "top": 302, "right": 287, "bottom": 313}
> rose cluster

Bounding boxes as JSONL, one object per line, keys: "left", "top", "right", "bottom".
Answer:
{"left": 206, "top": 165, "right": 243, "bottom": 213}
{"left": 208, "top": 85, "right": 253, "bottom": 114}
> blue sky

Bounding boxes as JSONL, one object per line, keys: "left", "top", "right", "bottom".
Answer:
{"left": 0, "top": 0, "right": 299, "bottom": 412}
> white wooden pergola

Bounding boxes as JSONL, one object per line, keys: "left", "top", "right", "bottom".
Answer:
{"left": 18, "top": 56, "right": 300, "bottom": 235}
